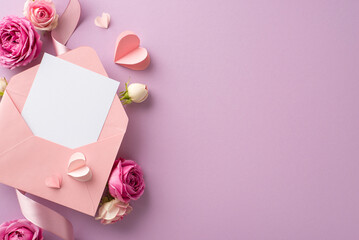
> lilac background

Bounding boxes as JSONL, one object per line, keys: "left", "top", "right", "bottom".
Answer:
{"left": 1, "top": 0, "right": 359, "bottom": 239}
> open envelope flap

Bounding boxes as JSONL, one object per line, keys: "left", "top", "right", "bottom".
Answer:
{"left": 3, "top": 66, "right": 38, "bottom": 113}
{"left": 0, "top": 92, "right": 34, "bottom": 153}
{"left": 0, "top": 47, "right": 129, "bottom": 216}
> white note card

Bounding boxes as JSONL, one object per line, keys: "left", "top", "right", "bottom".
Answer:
{"left": 22, "top": 53, "right": 120, "bottom": 149}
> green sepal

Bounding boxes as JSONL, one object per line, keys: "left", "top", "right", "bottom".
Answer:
{"left": 118, "top": 81, "right": 132, "bottom": 105}
{"left": 0, "top": 77, "right": 7, "bottom": 97}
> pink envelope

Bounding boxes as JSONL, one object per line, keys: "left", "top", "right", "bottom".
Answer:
{"left": 0, "top": 47, "right": 128, "bottom": 216}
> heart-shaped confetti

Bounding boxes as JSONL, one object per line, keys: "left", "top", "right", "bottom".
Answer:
{"left": 94, "top": 12, "right": 110, "bottom": 29}
{"left": 67, "top": 152, "right": 92, "bottom": 182}
{"left": 45, "top": 174, "right": 62, "bottom": 189}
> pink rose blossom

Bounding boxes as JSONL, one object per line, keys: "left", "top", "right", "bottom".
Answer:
{"left": 24, "top": 0, "right": 59, "bottom": 31}
{"left": 96, "top": 199, "right": 133, "bottom": 225}
{"left": 0, "top": 219, "right": 43, "bottom": 240}
{"left": 108, "top": 158, "right": 145, "bottom": 202}
{"left": 0, "top": 16, "right": 42, "bottom": 69}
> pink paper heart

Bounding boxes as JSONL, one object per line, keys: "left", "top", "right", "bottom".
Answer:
{"left": 114, "top": 31, "right": 150, "bottom": 70}
{"left": 94, "top": 12, "right": 110, "bottom": 29}
{"left": 67, "top": 152, "right": 92, "bottom": 182}
{"left": 45, "top": 174, "right": 62, "bottom": 189}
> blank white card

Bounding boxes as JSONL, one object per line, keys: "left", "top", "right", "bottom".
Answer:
{"left": 22, "top": 53, "right": 120, "bottom": 149}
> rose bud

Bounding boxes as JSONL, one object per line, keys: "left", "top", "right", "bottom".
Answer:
{"left": 119, "top": 82, "right": 148, "bottom": 104}
{"left": 0, "top": 77, "right": 7, "bottom": 96}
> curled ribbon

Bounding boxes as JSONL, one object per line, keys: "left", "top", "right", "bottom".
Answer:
{"left": 51, "top": 0, "right": 81, "bottom": 55}
{"left": 16, "top": 190, "right": 74, "bottom": 240}
{"left": 16, "top": 0, "right": 81, "bottom": 239}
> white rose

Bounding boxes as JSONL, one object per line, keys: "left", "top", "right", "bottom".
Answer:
{"left": 119, "top": 82, "right": 149, "bottom": 104}
{"left": 95, "top": 199, "right": 132, "bottom": 225}
{"left": 128, "top": 83, "right": 149, "bottom": 103}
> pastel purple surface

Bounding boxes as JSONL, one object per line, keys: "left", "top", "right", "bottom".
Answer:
{"left": 0, "top": 0, "right": 358, "bottom": 239}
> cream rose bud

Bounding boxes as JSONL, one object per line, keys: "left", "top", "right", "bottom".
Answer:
{"left": 119, "top": 82, "right": 149, "bottom": 104}
{"left": 0, "top": 77, "right": 7, "bottom": 96}
{"left": 128, "top": 83, "right": 149, "bottom": 103}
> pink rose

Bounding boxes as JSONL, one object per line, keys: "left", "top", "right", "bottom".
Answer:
{"left": 0, "top": 219, "right": 43, "bottom": 240}
{"left": 24, "top": 0, "right": 59, "bottom": 31}
{"left": 0, "top": 16, "right": 42, "bottom": 69}
{"left": 96, "top": 199, "right": 133, "bottom": 225}
{"left": 108, "top": 158, "right": 145, "bottom": 202}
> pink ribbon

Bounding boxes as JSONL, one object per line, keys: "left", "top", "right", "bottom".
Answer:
{"left": 16, "top": 0, "right": 82, "bottom": 239}
{"left": 51, "top": 0, "right": 81, "bottom": 55}
{"left": 16, "top": 190, "right": 74, "bottom": 240}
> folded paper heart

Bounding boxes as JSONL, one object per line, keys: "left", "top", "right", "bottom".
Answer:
{"left": 45, "top": 174, "right": 62, "bottom": 189}
{"left": 114, "top": 31, "right": 150, "bottom": 70}
{"left": 67, "top": 152, "right": 92, "bottom": 182}
{"left": 94, "top": 12, "right": 110, "bottom": 29}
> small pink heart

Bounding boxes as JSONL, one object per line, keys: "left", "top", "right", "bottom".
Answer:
{"left": 45, "top": 174, "right": 62, "bottom": 189}
{"left": 94, "top": 12, "right": 110, "bottom": 29}
{"left": 114, "top": 31, "right": 150, "bottom": 70}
